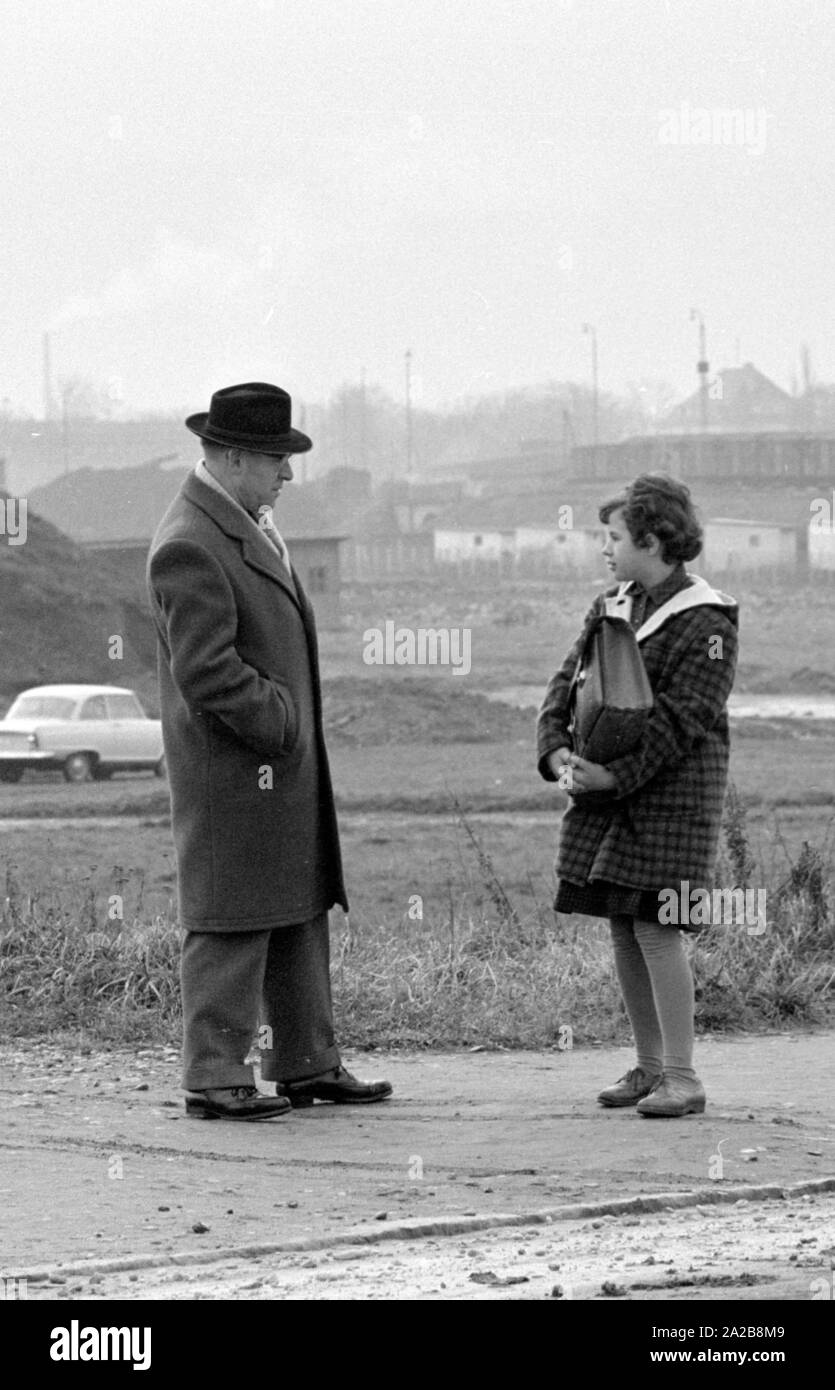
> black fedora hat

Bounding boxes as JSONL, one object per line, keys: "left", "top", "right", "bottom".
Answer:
{"left": 186, "top": 382, "right": 312, "bottom": 454}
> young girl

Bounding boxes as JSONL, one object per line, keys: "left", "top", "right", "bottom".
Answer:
{"left": 537, "top": 474, "right": 738, "bottom": 1117}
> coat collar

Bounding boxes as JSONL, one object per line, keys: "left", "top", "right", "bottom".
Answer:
{"left": 181, "top": 471, "right": 301, "bottom": 607}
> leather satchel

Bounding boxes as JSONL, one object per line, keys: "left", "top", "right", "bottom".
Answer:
{"left": 570, "top": 589, "right": 654, "bottom": 765}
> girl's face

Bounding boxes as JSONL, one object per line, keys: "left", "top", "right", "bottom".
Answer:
{"left": 601, "top": 508, "right": 656, "bottom": 585}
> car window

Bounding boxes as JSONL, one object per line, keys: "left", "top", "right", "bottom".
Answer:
{"left": 80, "top": 696, "right": 108, "bottom": 720}
{"left": 106, "top": 693, "right": 145, "bottom": 719}
{"left": 6, "top": 696, "right": 76, "bottom": 720}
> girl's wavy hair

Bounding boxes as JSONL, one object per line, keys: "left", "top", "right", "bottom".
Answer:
{"left": 598, "top": 473, "right": 703, "bottom": 563}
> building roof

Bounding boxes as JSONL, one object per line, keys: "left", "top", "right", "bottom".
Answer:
{"left": 659, "top": 363, "right": 795, "bottom": 434}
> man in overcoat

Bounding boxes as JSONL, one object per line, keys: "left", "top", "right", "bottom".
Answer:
{"left": 147, "top": 382, "right": 391, "bottom": 1119}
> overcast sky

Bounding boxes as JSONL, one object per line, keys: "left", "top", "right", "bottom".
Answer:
{"left": 2, "top": 0, "right": 833, "bottom": 416}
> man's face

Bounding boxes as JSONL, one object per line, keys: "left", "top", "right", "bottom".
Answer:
{"left": 231, "top": 450, "right": 294, "bottom": 513}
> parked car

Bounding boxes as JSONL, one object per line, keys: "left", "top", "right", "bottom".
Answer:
{"left": 0, "top": 684, "right": 165, "bottom": 783}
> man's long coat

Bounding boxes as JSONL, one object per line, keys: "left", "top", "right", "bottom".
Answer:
{"left": 147, "top": 472, "right": 347, "bottom": 932}
{"left": 537, "top": 570, "right": 739, "bottom": 893}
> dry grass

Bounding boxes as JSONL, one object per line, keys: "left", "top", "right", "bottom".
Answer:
{"left": 1, "top": 793, "right": 832, "bottom": 1048}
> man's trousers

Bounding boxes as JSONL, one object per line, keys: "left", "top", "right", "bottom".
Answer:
{"left": 180, "top": 912, "right": 340, "bottom": 1091}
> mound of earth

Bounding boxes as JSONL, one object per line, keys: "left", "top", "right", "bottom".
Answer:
{"left": 321, "top": 677, "right": 534, "bottom": 745}
{"left": 0, "top": 496, "right": 156, "bottom": 706}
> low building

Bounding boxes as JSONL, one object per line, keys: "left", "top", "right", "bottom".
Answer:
{"left": 808, "top": 515, "right": 835, "bottom": 573}
{"left": 570, "top": 431, "right": 835, "bottom": 483}
{"left": 702, "top": 518, "right": 802, "bottom": 573}
{"left": 34, "top": 457, "right": 348, "bottom": 627}
{"left": 514, "top": 524, "right": 603, "bottom": 574}
{"left": 83, "top": 533, "right": 347, "bottom": 628}
{"left": 434, "top": 527, "right": 516, "bottom": 570}
{"left": 343, "top": 534, "right": 435, "bottom": 580}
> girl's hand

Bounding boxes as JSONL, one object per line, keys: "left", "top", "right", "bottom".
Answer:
{"left": 546, "top": 746, "right": 573, "bottom": 780}
{"left": 566, "top": 755, "right": 617, "bottom": 794}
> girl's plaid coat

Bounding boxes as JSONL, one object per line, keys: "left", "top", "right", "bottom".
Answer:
{"left": 537, "top": 568, "right": 739, "bottom": 893}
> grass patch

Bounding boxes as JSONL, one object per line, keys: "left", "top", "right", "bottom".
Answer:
{"left": 1, "top": 795, "right": 832, "bottom": 1047}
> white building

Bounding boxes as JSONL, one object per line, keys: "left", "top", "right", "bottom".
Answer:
{"left": 515, "top": 525, "right": 603, "bottom": 572}
{"left": 809, "top": 520, "right": 835, "bottom": 572}
{"left": 433, "top": 527, "right": 516, "bottom": 564}
{"left": 702, "top": 518, "right": 800, "bottom": 573}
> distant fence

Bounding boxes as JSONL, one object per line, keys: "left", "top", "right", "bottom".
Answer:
{"left": 342, "top": 536, "right": 435, "bottom": 580}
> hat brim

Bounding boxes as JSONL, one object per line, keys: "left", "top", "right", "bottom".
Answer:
{"left": 186, "top": 413, "right": 312, "bottom": 454}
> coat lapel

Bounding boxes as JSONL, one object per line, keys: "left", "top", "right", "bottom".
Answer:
{"left": 182, "top": 472, "right": 301, "bottom": 609}
{"left": 635, "top": 575, "right": 737, "bottom": 644}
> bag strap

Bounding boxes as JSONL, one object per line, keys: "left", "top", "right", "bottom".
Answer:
{"left": 603, "top": 582, "right": 634, "bottom": 623}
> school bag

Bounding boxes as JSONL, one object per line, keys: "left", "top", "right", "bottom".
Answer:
{"left": 569, "top": 575, "right": 736, "bottom": 765}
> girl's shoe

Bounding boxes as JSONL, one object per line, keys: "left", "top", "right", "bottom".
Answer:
{"left": 597, "top": 1067, "right": 662, "bottom": 1107}
{"left": 636, "top": 1074, "right": 706, "bottom": 1117}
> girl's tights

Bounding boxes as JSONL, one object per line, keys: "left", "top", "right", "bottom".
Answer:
{"left": 609, "top": 915, "right": 696, "bottom": 1079}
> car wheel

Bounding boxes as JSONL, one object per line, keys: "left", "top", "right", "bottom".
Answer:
{"left": 63, "top": 753, "right": 94, "bottom": 783}
{"left": 154, "top": 755, "right": 167, "bottom": 779}
{"left": 0, "top": 766, "right": 23, "bottom": 783}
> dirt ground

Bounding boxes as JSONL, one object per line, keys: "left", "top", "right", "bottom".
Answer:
{"left": 2, "top": 1033, "right": 834, "bottom": 1301}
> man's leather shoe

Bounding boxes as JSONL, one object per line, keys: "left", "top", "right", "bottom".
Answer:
{"left": 185, "top": 1086, "right": 292, "bottom": 1120}
{"left": 597, "top": 1066, "right": 662, "bottom": 1108}
{"left": 282, "top": 1065, "right": 393, "bottom": 1107}
{"left": 636, "top": 1074, "right": 706, "bottom": 1118}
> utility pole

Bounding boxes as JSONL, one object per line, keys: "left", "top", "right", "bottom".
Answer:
{"left": 690, "top": 307, "right": 709, "bottom": 433}
{"left": 297, "top": 400, "right": 307, "bottom": 484}
{"left": 42, "top": 332, "right": 55, "bottom": 421}
{"left": 359, "top": 365, "right": 367, "bottom": 472}
{"left": 61, "top": 385, "right": 70, "bottom": 475}
{"left": 581, "top": 324, "right": 599, "bottom": 452}
{"left": 404, "top": 348, "right": 413, "bottom": 532}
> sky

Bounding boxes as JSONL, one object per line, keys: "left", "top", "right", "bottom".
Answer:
{"left": 2, "top": 0, "right": 834, "bottom": 417}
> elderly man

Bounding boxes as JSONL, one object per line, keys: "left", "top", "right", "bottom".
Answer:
{"left": 147, "top": 382, "right": 391, "bottom": 1119}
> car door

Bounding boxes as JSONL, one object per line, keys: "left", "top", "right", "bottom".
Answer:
{"left": 77, "top": 693, "right": 116, "bottom": 764}
{"left": 105, "top": 691, "right": 158, "bottom": 764}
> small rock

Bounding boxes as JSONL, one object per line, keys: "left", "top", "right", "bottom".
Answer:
{"left": 374, "top": 1211, "right": 388, "bottom": 1221}
{"left": 134, "top": 1083, "right": 150, "bottom": 1091}
{"left": 550, "top": 1284, "right": 564, "bottom": 1298}
{"left": 191, "top": 1221, "right": 210, "bottom": 1234}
